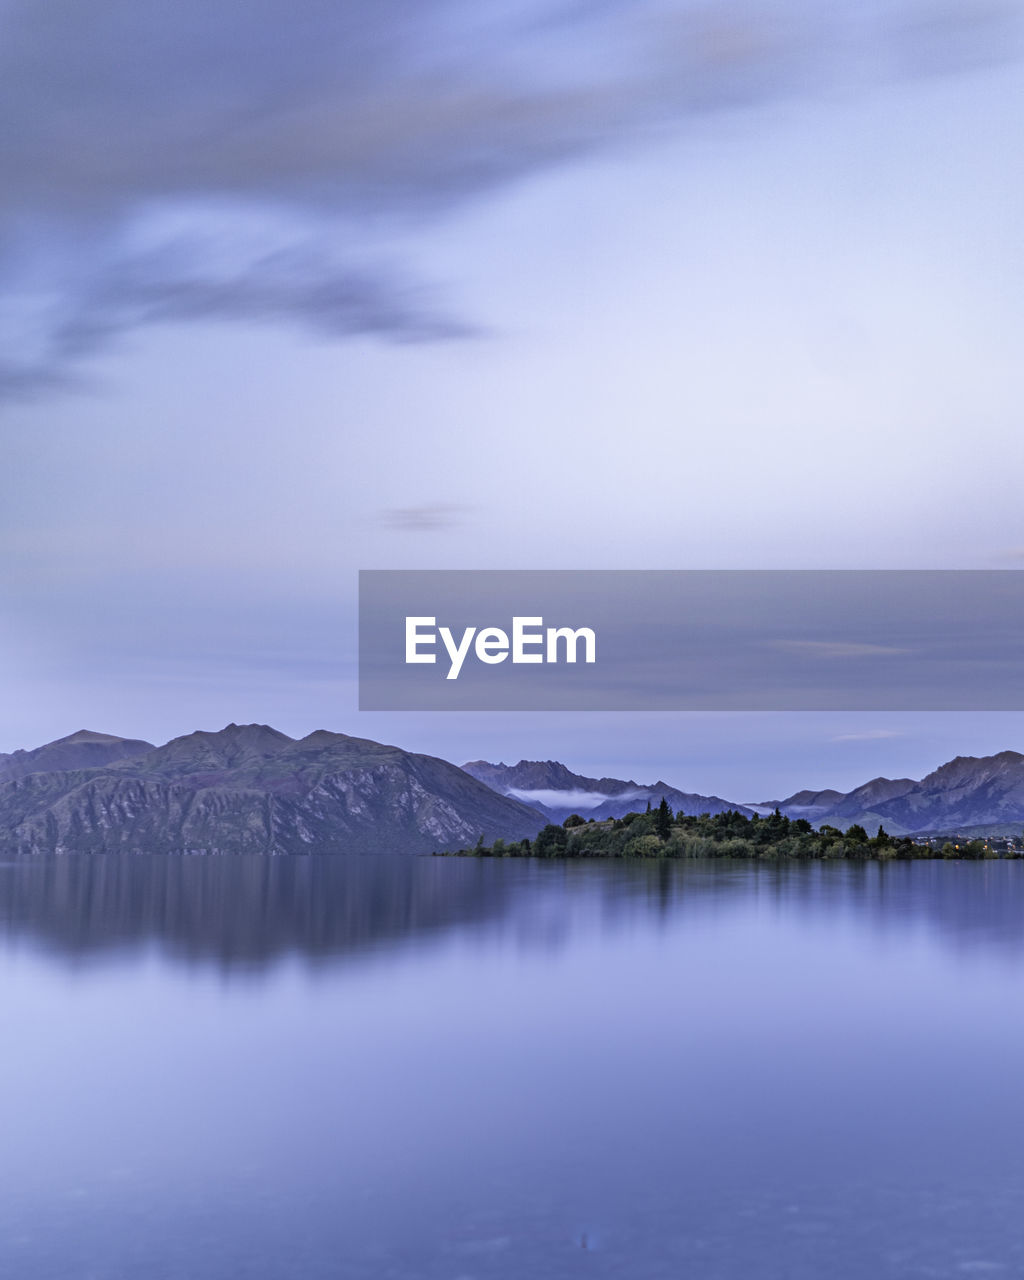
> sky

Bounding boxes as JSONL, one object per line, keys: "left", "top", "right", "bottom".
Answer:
{"left": 2, "top": 0, "right": 1024, "bottom": 799}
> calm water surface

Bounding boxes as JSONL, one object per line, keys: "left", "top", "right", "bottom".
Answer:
{"left": 2, "top": 855, "right": 1024, "bottom": 1279}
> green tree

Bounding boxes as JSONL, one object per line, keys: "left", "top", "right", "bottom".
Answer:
{"left": 655, "top": 796, "right": 672, "bottom": 840}
{"left": 534, "top": 823, "right": 568, "bottom": 857}
{"left": 764, "top": 807, "right": 790, "bottom": 842}
{"left": 624, "top": 834, "right": 663, "bottom": 858}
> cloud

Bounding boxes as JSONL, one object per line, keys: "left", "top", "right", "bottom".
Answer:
{"left": 0, "top": 0, "right": 1021, "bottom": 398}
{"left": 0, "top": 231, "right": 476, "bottom": 401}
{"left": 506, "top": 787, "right": 635, "bottom": 810}
{"left": 379, "top": 504, "right": 475, "bottom": 532}
{"left": 775, "top": 640, "right": 914, "bottom": 659}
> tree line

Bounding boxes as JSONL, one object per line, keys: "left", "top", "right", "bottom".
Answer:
{"left": 441, "top": 798, "right": 1016, "bottom": 861}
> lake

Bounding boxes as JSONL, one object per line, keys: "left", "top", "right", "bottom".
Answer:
{"left": 2, "top": 855, "right": 1024, "bottom": 1279}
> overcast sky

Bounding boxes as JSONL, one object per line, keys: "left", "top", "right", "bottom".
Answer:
{"left": 2, "top": 0, "right": 1023, "bottom": 797}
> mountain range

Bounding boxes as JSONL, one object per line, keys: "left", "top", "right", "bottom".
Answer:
{"left": 461, "top": 758, "right": 752, "bottom": 824}
{"left": 767, "top": 751, "right": 1024, "bottom": 837}
{"left": 466, "top": 753, "right": 1024, "bottom": 837}
{"left": 0, "top": 725, "right": 544, "bottom": 856}
{"left": 2, "top": 727, "right": 1024, "bottom": 853}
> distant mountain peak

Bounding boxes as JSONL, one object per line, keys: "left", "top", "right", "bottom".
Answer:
{"left": 139, "top": 723, "right": 299, "bottom": 776}
{"left": 0, "top": 729, "right": 156, "bottom": 784}
{"left": 214, "top": 722, "right": 293, "bottom": 741}
{"left": 937, "top": 750, "right": 1024, "bottom": 769}
{"left": 174, "top": 723, "right": 295, "bottom": 749}
{"left": 60, "top": 730, "right": 134, "bottom": 745}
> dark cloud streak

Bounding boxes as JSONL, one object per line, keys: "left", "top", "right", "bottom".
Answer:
{"left": 0, "top": 0, "right": 1020, "bottom": 400}
{"left": 0, "top": 241, "right": 476, "bottom": 402}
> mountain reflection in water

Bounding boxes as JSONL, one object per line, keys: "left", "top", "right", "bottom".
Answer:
{"left": 1, "top": 855, "right": 1023, "bottom": 970}
{"left": 4, "top": 855, "right": 1024, "bottom": 1279}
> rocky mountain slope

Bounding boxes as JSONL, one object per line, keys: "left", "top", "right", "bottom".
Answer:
{"left": 0, "top": 724, "right": 545, "bottom": 855}
{"left": 461, "top": 758, "right": 753, "bottom": 823}
{"left": 854, "top": 752, "right": 1024, "bottom": 835}
{"left": 761, "top": 753, "right": 1024, "bottom": 835}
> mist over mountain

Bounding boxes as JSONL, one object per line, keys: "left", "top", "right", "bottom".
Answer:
{"left": 749, "top": 788, "right": 846, "bottom": 819}
{"left": 0, "top": 725, "right": 544, "bottom": 856}
{"left": 461, "top": 759, "right": 753, "bottom": 824}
